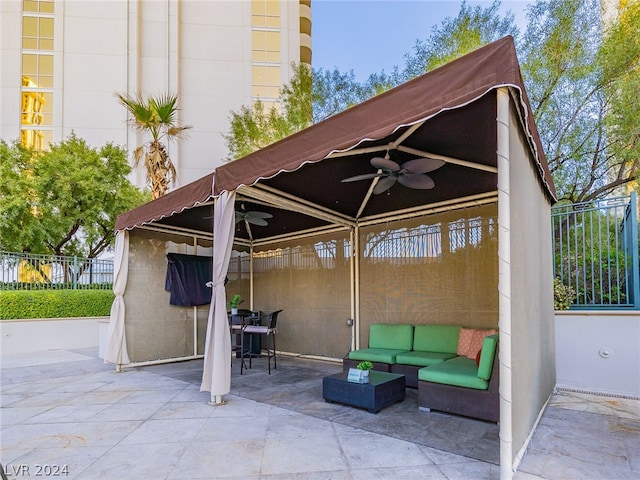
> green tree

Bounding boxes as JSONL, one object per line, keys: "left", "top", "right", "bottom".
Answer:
{"left": 0, "top": 134, "right": 147, "bottom": 257}
{"left": 224, "top": 101, "right": 294, "bottom": 161}
{"left": 116, "top": 92, "right": 192, "bottom": 198}
{"left": 224, "top": 0, "right": 639, "bottom": 202}
{"left": 224, "top": 2, "right": 518, "bottom": 161}
{"left": 225, "top": 63, "right": 387, "bottom": 158}
{"left": 225, "top": 63, "right": 314, "bottom": 160}
{"left": 402, "top": 0, "right": 639, "bottom": 202}
{"left": 0, "top": 140, "right": 47, "bottom": 251}
{"left": 280, "top": 62, "right": 314, "bottom": 129}
{"left": 403, "top": 0, "right": 517, "bottom": 78}
{"left": 599, "top": 0, "right": 640, "bottom": 198}
{"left": 312, "top": 67, "right": 374, "bottom": 122}
{"left": 521, "top": 0, "right": 640, "bottom": 202}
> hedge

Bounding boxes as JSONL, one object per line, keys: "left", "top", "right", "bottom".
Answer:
{"left": 1, "top": 282, "right": 112, "bottom": 291}
{"left": 0, "top": 289, "right": 114, "bottom": 320}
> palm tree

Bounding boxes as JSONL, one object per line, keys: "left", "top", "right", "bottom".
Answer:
{"left": 117, "top": 92, "right": 192, "bottom": 199}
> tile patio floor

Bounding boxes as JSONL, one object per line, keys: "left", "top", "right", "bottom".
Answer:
{"left": 1, "top": 348, "right": 638, "bottom": 480}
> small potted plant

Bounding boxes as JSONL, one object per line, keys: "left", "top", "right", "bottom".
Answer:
{"left": 228, "top": 294, "right": 244, "bottom": 314}
{"left": 357, "top": 361, "right": 373, "bottom": 382}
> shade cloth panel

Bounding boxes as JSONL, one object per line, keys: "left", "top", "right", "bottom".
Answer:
{"left": 201, "top": 189, "right": 236, "bottom": 396}
{"left": 105, "top": 230, "right": 130, "bottom": 365}
{"left": 358, "top": 204, "right": 499, "bottom": 344}
{"left": 165, "top": 253, "right": 213, "bottom": 306}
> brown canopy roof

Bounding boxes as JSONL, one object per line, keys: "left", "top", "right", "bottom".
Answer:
{"left": 115, "top": 173, "right": 214, "bottom": 231}
{"left": 116, "top": 36, "right": 555, "bottom": 239}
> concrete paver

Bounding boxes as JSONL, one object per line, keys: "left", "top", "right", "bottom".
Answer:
{"left": 1, "top": 349, "right": 638, "bottom": 480}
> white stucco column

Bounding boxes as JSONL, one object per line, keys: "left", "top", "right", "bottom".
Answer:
{"left": 497, "top": 87, "right": 514, "bottom": 480}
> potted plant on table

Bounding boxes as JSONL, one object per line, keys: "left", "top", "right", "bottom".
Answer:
{"left": 357, "top": 361, "right": 373, "bottom": 382}
{"left": 228, "top": 294, "right": 244, "bottom": 314}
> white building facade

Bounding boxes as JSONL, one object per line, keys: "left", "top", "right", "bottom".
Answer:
{"left": 0, "top": 0, "right": 312, "bottom": 188}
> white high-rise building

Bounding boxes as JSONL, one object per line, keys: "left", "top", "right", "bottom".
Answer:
{"left": 0, "top": 0, "right": 312, "bottom": 189}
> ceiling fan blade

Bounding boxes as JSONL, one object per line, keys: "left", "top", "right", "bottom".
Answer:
{"left": 401, "top": 158, "right": 445, "bottom": 174}
{"left": 373, "top": 174, "right": 398, "bottom": 194}
{"left": 246, "top": 211, "right": 273, "bottom": 220}
{"left": 341, "top": 172, "right": 381, "bottom": 183}
{"left": 246, "top": 217, "right": 269, "bottom": 226}
{"left": 370, "top": 156, "right": 400, "bottom": 171}
{"left": 398, "top": 173, "right": 435, "bottom": 190}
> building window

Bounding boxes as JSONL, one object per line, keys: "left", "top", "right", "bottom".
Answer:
{"left": 251, "top": 0, "right": 281, "bottom": 104}
{"left": 21, "top": 0, "right": 54, "bottom": 151}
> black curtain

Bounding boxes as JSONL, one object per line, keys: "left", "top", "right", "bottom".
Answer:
{"left": 165, "top": 253, "right": 212, "bottom": 306}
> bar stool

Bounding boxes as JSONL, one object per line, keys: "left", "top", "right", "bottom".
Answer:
{"left": 241, "top": 310, "right": 283, "bottom": 375}
{"left": 228, "top": 309, "right": 254, "bottom": 368}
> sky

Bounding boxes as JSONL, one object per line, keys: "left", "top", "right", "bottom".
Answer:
{"left": 311, "top": 0, "right": 531, "bottom": 81}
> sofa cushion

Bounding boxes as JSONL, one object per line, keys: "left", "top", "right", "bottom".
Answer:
{"left": 457, "top": 327, "right": 497, "bottom": 359}
{"left": 477, "top": 334, "right": 499, "bottom": 380}
{"left": 348, "top": 348, "right": 410, "bottom": 364}
{"left": 395, "top": 350, "right": 458, "bottom": 367}
{"left": 369, "top": 324, "right": 414, "bottom": 351}
{"left": 418, "top": 356, "right": 489, "bottom": 390}
{"left": 412, "top": 325, "right": 460, "bottom": 354}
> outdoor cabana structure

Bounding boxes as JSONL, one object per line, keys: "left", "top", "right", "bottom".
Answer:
{"left": 106, "top": 36, "right": 556, "bottom": 479}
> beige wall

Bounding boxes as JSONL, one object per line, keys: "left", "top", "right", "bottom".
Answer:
{"left": 556, "top": 310, "right": 640, "bottom": 397}
{"left": 507, "top": 102, "right": 556, "bottom": 464}
{"left": 0, "top": 316, "right": 103, "bottom": 355}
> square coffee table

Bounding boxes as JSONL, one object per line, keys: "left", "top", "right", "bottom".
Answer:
{"left": 322, "top": 370, "right": 405, "bottom": 413}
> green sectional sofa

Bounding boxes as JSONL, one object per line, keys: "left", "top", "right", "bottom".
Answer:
{"left": 418, "top": 334, "right": 500, "bottom": 422}
{"left": 391, "top": 325, "right": 460, "bottom": 387}
{"left": 343, "top": 324, "right": 500, "bottom": 422}
{"left": 344, "top": 323, "right": 414, "bottom": 372}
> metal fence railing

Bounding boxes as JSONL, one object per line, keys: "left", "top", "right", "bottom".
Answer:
{"left": 552, "top": 192, "right": 639, "bottom": 309}
{"left": 0, "top": 251, "right": 114, "bottom": 290}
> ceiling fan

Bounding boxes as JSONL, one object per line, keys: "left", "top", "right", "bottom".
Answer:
{"left": 341, "top": 150, "right": 445, "bottom": 194}
{"left": 202, "top": 204, "right": 273, "bottom": 227}
{"left": 235, "top": 209, "right": 273, "bottom": 226}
